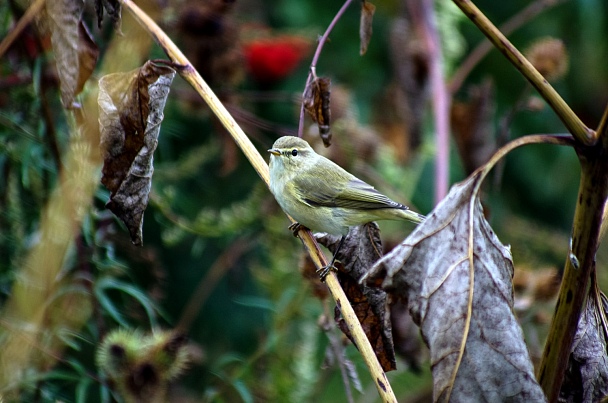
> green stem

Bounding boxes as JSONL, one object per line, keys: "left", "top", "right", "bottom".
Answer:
{"left": 452, "top": 0, "right": 596, "bottom": 146}
{"left": 537, "top": 151, "right": 608, "bottom": 401}
{"left": 537, "top": 103, "right": 608, "bottom": 402}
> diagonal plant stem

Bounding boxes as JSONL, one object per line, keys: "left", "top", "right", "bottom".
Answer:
{"left": 449, "top": 0, "right": 566, "bottom": 94}
{"left": 121, "top": 1, "right": 397, "bottom": 401}
{"left": 452, "top": 0, "right": 596, "bottom": 146}
{"left": 0, "top": 0, "right": 46, "bottom": 59}
{"left": 177, "top": 238, "right": 253, "bottom": 332}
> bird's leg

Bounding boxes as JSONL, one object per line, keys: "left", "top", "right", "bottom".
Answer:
{"left": 288, "top": 222, "right": 304, "bottom": 237}
{"left": 317, "top": 235, "right": 346, "bottom": 282}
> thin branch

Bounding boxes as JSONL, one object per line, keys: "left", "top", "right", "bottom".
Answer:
{"left": 477, "top": 133, "right": 574, "bottom": 178}
{"left": 449, "top": 0, "right": 566, "bottom": 94}
{"left": 492, "top": 84, "right": 533, "bottom": 190}
{"left": 321, "top": 316, "right": 356, "bottom": 403}
{"left": 452, "top": 0, "right": 596, "bottom": 146}
{"left": 122, "top": 1, "right": 397, "bottom": 401}
{"left": 297, "top": 0, "right": 354, "bottom": 138}
{"left": 0, "top": 0, "right": 46, "bottom": 59}
{"left": 177, "top": 239, "right": 253, "bottom": 332}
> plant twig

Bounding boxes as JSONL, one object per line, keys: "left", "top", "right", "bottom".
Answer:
{"left": 177, "top": 238, "right": 253, "bottom": 332}
{"left": 449, "top": 0, "right": 566, "bottom": 94}
{"left": 477, "top": 133, "right": 574, "bottom": 178}
{"left": 122, "top": 1, "right": 397, "bottom": 401}
{"left": 297, "top": 0, "right": 354, "bottom": 138}
{"left": 0, "top": 0, "right": 46, "bottom": 59}
{"left": 492, "top": 84, "right": 533, "bottom": 189}
{"left": 452, "top": 0, "right": 596, "bottom": 146}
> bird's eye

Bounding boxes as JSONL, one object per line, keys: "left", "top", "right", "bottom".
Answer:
{"left": 291, "top": 149, "right": 298, "bottom": 156}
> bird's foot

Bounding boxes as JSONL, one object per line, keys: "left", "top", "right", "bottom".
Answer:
{"left": 288, "top": 222, "right": 304, "bottom": 237}
{"left": 316, "top": 262, "right": 338, "bottom": 282}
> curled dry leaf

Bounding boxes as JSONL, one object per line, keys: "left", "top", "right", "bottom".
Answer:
{"left": 303, "top": 77, "right": 332, "bottom": 147}
{"left": 360, "top": 1, "right": 376, "bottom": 56}
{"left": 317, "top": 223, "right": 396, "bottom": 372}
{"left": 99, "top": 61, "right": 176, "bottom": 245}
{"left": 45, "top": 0, "right": 92, "bottom": 108}
{"left": 363, "top": 172, "right": 545, "bottom": 401}
{"left": 560, "top": 292, "right": 608, "bottom": 402}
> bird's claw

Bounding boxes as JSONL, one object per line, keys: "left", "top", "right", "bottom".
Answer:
{"left": 316, "top": 263, "right": 337, "bottom": 282}
{"left": 288, "top": 222, "right": 304, "bottom": 237}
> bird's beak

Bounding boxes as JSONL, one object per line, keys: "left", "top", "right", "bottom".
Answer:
{"left": 268, "top": 148, "right": 281, "bottom": 156}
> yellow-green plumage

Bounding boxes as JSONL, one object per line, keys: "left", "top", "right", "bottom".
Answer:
{"left": 268, "top": 136, "right": 424, "bottom": 236}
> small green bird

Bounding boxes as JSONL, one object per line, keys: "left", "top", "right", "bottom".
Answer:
{"left": 268, "top": 136, "right": 424, "bottom": 278}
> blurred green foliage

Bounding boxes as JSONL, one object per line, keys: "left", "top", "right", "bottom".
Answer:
{"left": 0, "top": 0, "right": 607, "bottom": 401}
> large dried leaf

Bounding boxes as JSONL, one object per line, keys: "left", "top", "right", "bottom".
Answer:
{"left": 560, "top": 292, "right": 608, "bottom": 402}
{"left": 317, "top": 223, "right": 396, "bottom": 372}
{"left": 45, "top": 0, "right": 85, "bottom": 108}
{"left": 99, "top": 61, "right": 176, "bottom": 245}
{"left": 360, "top": 1, "right": 376, "bottom": 55}
{"left": 364, "top": 172, "right": 545, "bottom": 402}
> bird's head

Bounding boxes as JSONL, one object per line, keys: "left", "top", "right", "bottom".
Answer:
{"left": 268, "top": 136, "right": 316, "bottom": 173}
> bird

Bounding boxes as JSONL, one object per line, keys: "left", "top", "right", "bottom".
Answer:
{"left": 267, "top": 136, "right": 424, "bottom": 279}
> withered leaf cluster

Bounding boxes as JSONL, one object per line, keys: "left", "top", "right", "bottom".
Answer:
{"left": 38, "top": 0, "right": 122, "bottom": 108}
{"left": 42, "top": 0, "right": 100, "bottom": 108}
{"left": 360, "top": 172, "right": 545, "bottom": 401}
{"left": 99, "top": 61, "right": 176, "bottom": 245}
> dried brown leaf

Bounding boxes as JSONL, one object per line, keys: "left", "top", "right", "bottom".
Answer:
{"left": 560, "top": 292, "right": 608, "bottom": 402}
{"left": 317, "top": 223, "right": 396, "bottom": 372}
{"left": 303, "top": 77, "right": 332, "bottom": 146}
{"left": 360, "top": 1, "right": 376, "bottom": 56}
{"left": 363, "top": 172, "right": 545, "bottom": 401}
{"left": 99, "top": 61, "right": 176, "bottom": 245}
{"left": 45, "top": 0, "right": 84, "bottom": 108}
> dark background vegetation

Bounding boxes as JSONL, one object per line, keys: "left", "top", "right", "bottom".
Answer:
{"left": 0, "top": 0, "right": 607, "bottom": 401}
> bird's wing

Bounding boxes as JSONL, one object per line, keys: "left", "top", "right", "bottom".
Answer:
{"left": 292, "top": 173, "right": 405, "bottom": 210}
{"left": 335, "top": 178, "right": 406, "bottom": 210}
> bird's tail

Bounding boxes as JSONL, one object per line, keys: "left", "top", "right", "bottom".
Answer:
{"left": 398, "top": 208, "right": 426, "bottom": 224}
